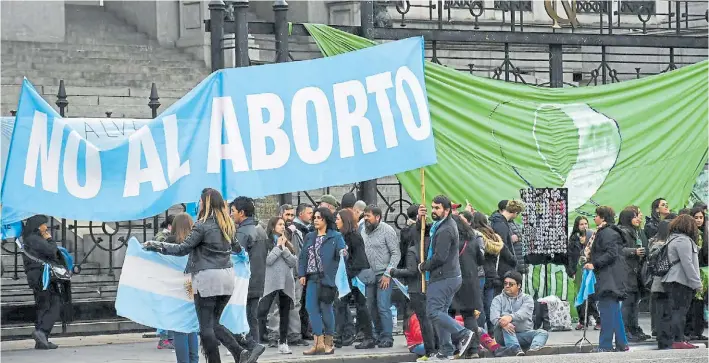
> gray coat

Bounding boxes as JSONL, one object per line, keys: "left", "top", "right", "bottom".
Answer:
{"left": 238, "top": 217, "right": 269, "bottom": 299}
{"left": 661, "top": 233, "right": 702, "bottom": 290}
{"left": 263, "top": 242, "right": 298, "bottom": 301}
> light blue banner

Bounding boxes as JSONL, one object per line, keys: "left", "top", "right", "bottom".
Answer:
{"left": 1, "top": 37, "right": 434, "bottom": 223}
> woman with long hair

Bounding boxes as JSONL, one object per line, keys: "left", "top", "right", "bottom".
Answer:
{"left": 258, "top": 216, "right": 298, "bottom": 354}
{"left": 145, "top": 188, "right": 257, "bottom": 363}
{"left": 568, "top": 216, "right": 600, "bottom": 330}
{"left": 584, "top": 206, "right": 628, "bottom": 352}
{"left": 298, "top": 208, "right": 346, "bottom": 356}
{"left": 684, "top": 208, "right": 708, "bottom": 341}
{"left": 164, "top": 213, "right": 200, "bottom": 363}
{"left": 334, "top": 209, "right": 374, "bottom": 349}
{"left": 617, "top": 208, "right": 650, "bottom": 342}
{"left": 449, "top": 214, "right": 484, "bottom": 359}
{"left": 659, "top": 214, "right": 703, "bottom": 349}
{"left": 471, "top": 212, "right": 516, "bottom": 332}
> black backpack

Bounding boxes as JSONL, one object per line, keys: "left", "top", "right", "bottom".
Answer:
{"left": 648, "top": 237, "right": 679, "bottom": 277}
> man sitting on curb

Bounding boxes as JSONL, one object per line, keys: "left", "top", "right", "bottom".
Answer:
{"left": 490, "top": 271, "right": 551, "bottom": 357}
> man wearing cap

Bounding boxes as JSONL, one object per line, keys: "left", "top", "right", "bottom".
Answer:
{"left": 317, "top": 195, "right": 339, "bottom": 213}
{"left": 490, "top": 271, "right": 550, "bottom": 357}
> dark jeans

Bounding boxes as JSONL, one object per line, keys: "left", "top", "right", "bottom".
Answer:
{"left": 622, "top": 290, "right": 644, "bottom": 335}
{"left": 597, "top": 297, "right": 628, "bottom": 351}
{"left": 299, "top": 285, "right": 310, "bottom": 336}
{"left": 685, "top": 298, "right": 705, "bottom": 338}
{"left": 659, "top": 282, "right": 694, "bottom": 345}
{"left": 32, "top": 284, "right": 62, "bottom": 335}
{"left": 173, "top": 332, "right": 199, "bottom": 363}
{"left": 411, "top": 292, "right": 436, "bottom": 356}
{"left": 482, "top": 286, "right": 495, "bottom": 331}
{"left": 654, "top": 291, "right": 672, "bottom": 349}
{"left": 427, "top": 276, "right": 465, "bottom": 357}
{"left": 246, "top": 297, "right": 260, "bottom": 344}
{"left": 577, "top": 294, "right": 600, "bottom": 326}
{"left": 305, "top": 279, "right": 336, "bottom": 336}
{"left": 258, "top": 290, "right": 292, "bottom": 342}
{"left": 366, "top": 275, "right": 394, "bottom": 342}
{"left": 193, "top": 293, "right": 246, "bottom": 363}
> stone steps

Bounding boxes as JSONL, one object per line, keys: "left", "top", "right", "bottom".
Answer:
{"left": 1, "top": 42, "right": 192, "bottom": 59}
{"left": 4, "top": 55, "right": 205, "bottom": 68}
{"left": 8, "top": 61, "right": 205, "bottom": 76}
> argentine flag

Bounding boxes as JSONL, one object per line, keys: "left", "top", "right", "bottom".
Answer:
{"left": 116, "top": 238, "right": 250, "bottom": 333}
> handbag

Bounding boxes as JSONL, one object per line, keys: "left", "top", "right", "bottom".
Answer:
{"left": 20, "top": 242, "right": 72, "bottom": 282}
{"left": 318, "top": 284, "right": 337, "bottom": 304}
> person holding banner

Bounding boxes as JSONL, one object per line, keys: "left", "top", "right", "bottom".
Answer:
{"left": 144, "top": 189, "right": 258, "bottom": 363}
{"left": 418, "top": 196, "right": 475, "bottom": 360}
{"left": 298, "top": 208, "right": 347, "bottom": 356}
{"left": 21, "top": 215, "right": 68, "bottom": 350}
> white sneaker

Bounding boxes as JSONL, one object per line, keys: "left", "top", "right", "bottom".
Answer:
{"left": 278, "top": 343, "right": 292, "bottom": 354}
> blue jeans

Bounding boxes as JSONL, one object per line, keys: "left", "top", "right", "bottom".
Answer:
{"left": 598, "top": 297, "right": 628, "bottom": 350}
{"left": 502, "top": 329, "right": 549, "bottom": 350}
{"left": 366, "top": 275, "right": 394, "bottom": 341}
{"left": 305, "top": 279, "right": 335, "bottom": 336}
{"left": 173, "top": 332, "right": 199, "bottom": 363}
{"left": 426, "top": 276, "right": 465, "bottom": 356}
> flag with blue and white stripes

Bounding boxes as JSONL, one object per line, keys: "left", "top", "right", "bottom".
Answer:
{"left": 116, "top": 237, "right": 250, "bottom": 334}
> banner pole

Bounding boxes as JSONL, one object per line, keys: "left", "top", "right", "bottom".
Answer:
{"left": 420, "top": 168, "right": 426, "bottom": 293}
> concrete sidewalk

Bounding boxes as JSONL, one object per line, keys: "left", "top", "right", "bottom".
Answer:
{"left": 2, "top": 317, "right": 706, "bottom": 363}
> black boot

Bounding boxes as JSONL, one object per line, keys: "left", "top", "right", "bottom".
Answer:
{"left": 32, "top": 329, "right": 50, "bottom": 349}
{"left": 355, "top": 338, "right": 376, "bottom": 349}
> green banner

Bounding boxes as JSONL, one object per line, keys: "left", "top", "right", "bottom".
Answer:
{"left": 306, "top": 24, "right": 709, "bottom": 220}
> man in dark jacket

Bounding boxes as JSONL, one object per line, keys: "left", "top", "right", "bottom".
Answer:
{"left": 22, "top": 215, "right": 66, "bottom": 350}
{"left": 293, "top": 203, "right": 313, "bottom": 339}
{"left": 490, "top": 200, "right": 525, "bottom": 274}
{"left": 231, "top": 196, "right": 268, "bottom": 348}
{"left": 418, "top": 195, "right": 474, "bottom": 360}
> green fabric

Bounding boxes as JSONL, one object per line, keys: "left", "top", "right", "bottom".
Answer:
{"left": 522, "top": 264, "right": 578, "bottom": 320}
{"left": 305, "top": 23, "right": 709, "bottom": 221}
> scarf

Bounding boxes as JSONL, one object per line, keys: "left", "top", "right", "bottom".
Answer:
{"left": 425, "top": 217, "right": 445, "bottom": 282}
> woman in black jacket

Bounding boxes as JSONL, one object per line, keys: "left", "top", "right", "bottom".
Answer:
{"left": 584, "top": 206, "right": 628, "bottom": 352}
{"left": 684, "top": 207, "right": 708, "bottom": 341}
{"left": 145, "top": 188, "right": 260, "bottom": 363}
{"left": 21, "top": 215, "right": 67, "bottom": 350}
{"left": 471, "top": 212, "right": 516, "bottom": 332}
{"left": 333, "top": 209, "right": 374, "bottom": 349}
{"left": 390, "top": 206, "right": 436, "bottom": 360}
{"left": 617, "top": 207, "right": 650, "bottom": 342}
{"left": 449, "top": 214, "right": 484, "bottom": 359}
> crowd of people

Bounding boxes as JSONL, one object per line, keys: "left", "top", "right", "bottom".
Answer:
{"left": 18, "top": 189, "right": 708, "bottom": 363}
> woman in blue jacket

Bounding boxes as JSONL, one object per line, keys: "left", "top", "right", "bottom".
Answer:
{"left": 298, "top": 207, "right": 346, "bottom": 356}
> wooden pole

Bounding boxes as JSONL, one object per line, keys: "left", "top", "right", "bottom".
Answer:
{"left": 420, "top": 168, "right": 426, "bottom": 293}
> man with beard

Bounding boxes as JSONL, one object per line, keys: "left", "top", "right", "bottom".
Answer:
{"left": 361, "top": 205, "right": 400, "bottom": 348}
{"left": 294, "top": 203, "right": 314, "bottom": 237}
{"left": 418, "top": 195, "right": 474, "bottom": 360}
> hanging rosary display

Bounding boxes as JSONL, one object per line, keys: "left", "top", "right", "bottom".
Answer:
{"left": 519, "top": 188, "right": 568, "bottom": 257}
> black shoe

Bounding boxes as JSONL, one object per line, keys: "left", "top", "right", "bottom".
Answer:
{"left": 355, "top": 338, "right": 376, "bottom": 349}
{"left": 34, "top": 341, "right": 58, "bottom": 350}
{"left": 456, "top": 329, "right": 474, "bottom": 356}
{"left": 354, "top": 331, "right": 365, "bottom": 343}
{"left": 243, "top": 344, "right": 265, "bottom": 363}
{"left": 268, "top": 339, "right": 278, "bottom": 348}
{"left": 31, "top": 329, "right": 50, "bottom": 350}
{"left": 302, "top": 331, "right": 313, "bottom": 340}
{"left": 341, "top": 334, "right": 355, "bottom": 347}
{"left": 377, "top": 339, "right": 394, "bottom": 348}
{"left": 494, "top": 346, "right": 522, "bottom": 357}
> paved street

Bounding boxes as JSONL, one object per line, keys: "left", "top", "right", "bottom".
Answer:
{"left": 2, "top": 317, "right": 707, "bottom": 363}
